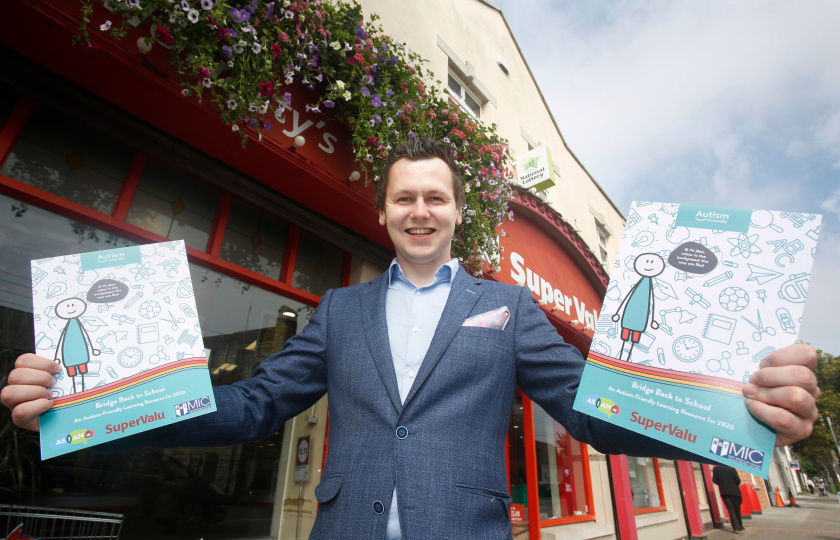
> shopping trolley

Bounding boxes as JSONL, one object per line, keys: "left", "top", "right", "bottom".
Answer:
{"left": 1, "top": 505, "right": 123, "bottom": 540}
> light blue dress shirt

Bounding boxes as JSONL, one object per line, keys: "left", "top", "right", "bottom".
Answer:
{"left": 384, "top": 258, "right": 459, "bottom": 540}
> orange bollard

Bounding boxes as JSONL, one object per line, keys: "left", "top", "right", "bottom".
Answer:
{"left": 788, "top": 488, "right": 800, "bottom": 507}
{"left": 774, "top": 487, "right": 786, "bottom": 507}
{"left": 746, "top": 484, "right": 763, "bottom": 514}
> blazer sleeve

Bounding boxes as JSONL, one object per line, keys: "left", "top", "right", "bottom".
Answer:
{"left": 512, "top": 285, "right": 712, "bottom": 461}
{"left": 121, "top": 289, "right": 333, "bottom": 449}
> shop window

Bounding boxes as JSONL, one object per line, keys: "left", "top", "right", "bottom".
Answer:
{"left": 191, "top": 262, "right": 314, "bottom": 385}
{"left": 219, "top": 199, "right": 289, "bottom": 281}
{"left": 0, "top": 84, "right": 19, "bottom": 126}
{"left": 448, "top": 73, "right": 482, "bottom": 120}
{"left": 292, "top": 231, "right": 344, "bottom": 296}
{"left": 508, "top": 394, "right": 528, "bottom": 538}
{"left": 0, "top": 106, "right": 133, "bottom": 214}
{"left": 629, "top": 457, "right": 666, "bottom": 513}
{"left": 125, "top": 159, "right": 221, "bottom": 251}
{"left": 532, "top": 403, "right": 592, "bottom": 521}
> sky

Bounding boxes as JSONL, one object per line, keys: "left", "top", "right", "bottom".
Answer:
{"left": 493, "top": 0, "right": 840, "bottom": 355}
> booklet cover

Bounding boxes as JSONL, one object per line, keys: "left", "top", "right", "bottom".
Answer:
{"left": 32, "top": 240, "right": 216, "bottom": 459}
{"left": 573, "top": 202, "right": 821, "bottom": 477}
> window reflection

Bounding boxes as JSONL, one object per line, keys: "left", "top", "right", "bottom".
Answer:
{"left": 125, "top": 159, "right": 220, "bottom": 251}
{"left": 0, "top": 106, "right": 132, "bottom": 214}
{"left": 532, "top": 403, "right": 590, "bottom": 520}
{"left": 629, "top": 457, "right": 663, "bottom": 511}
{"left": 0, "top": 195, "right": 313, "bottom": 538}
{"left": 219, "top": 200, "right": 289, "bottom": 281}
{"left": 508, "top": 395, "right": 529, "bottom": 538}
{"left": 292, "top": 231, "right": 343, "bottom": 296}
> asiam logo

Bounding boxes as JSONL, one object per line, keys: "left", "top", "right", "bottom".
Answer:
{"left": 52, "top": 429, "right": 94, "bottom": 448}
{"left": 582, "top": 394, "right": 621, "bottom": 418}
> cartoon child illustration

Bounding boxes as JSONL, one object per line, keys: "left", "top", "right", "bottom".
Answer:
{"left": 612, "top": 253, "right": 665, "bottom": 361}
{"left": 54, "top": 297, "right": 100, "bottom": 393}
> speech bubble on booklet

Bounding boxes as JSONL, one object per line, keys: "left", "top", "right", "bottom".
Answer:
{"left": 87, "top": 279, "right": 130, "bottom": 303}
{"left": 668, "top": 242, "right": 718, "bottom": 274}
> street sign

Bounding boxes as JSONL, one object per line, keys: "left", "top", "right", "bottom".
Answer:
{"left": 295, "top": 435, "right": 311, "bottom": 482}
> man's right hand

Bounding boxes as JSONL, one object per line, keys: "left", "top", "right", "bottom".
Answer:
{"left": 1, "top": 354, "right": 61, "bottom": 432}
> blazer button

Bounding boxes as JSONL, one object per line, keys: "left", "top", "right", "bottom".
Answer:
{"left": 396, "top": 426, "right": 408, "bottom": 439}
{"left": 373, "top": 500, "right": 385, "bottom": 514}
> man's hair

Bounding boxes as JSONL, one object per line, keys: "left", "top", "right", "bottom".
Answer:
{"left": 374, "top": 138, "right": 465, "bottom": 211}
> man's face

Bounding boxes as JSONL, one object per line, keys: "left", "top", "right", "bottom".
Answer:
{"left": 378, "top": 157, "right": 462, "bottom": 273}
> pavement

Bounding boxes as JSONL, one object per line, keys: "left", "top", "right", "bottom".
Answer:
{"left": 705, "top": 493, "right": 840, "bottom": 540}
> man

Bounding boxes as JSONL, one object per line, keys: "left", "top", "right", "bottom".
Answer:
{"left": 713, "top": 464, "right": 744, "bottom": 533}
{"left": 2, "top": 139, "right": 820, "bottom": 539}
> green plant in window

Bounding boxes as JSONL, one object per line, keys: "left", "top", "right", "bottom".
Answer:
{"left": 75, "top": 0, "right": 513, "bottom": 274}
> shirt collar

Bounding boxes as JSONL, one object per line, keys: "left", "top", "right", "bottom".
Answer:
{"left": 387, "top": 258, "right": 459, "bottom": 289}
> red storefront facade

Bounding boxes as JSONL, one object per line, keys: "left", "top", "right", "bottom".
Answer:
{"left": 0, "top": 1, "right": 735, "bottom": 538}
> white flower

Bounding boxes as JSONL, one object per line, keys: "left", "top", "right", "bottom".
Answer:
{"left": 181, "top": 89, "right": 190, "bottom": 96}
{"left": 232, "top": 124, "right": 240, "bottom": 132}
{"left": 200, "top": 0, "right": 212, "bottom": 9}
{"left": 258, "top": 101, "right": 269, "bottom": 114}
{"left": 342, "top": 90, "right": 351, "bottom": 101}
{"left": 330, "top": 41, "right": 341, "bottom": 50}
{"left": 202, "top": 79, "right": 212, "bottom": 87}
{"left": 252, "top": 42, "right": 262, "bottom": 53}
{"left": 100, "top": 20, "right": 112, "bottom": 31}
{"left": 187, "top": 9, "right": 199, "bottom": 23}
{"left": 226, "top": 98, "right": 237, "bottom": 109}
{"left": 464, "top": 185, "right": 471, "bottom": 193}
{"left": 335, "top": 80, "right": 345, "bottom": 90}
{"left": 233, "top": 41, "right": 245, "bottom": 54}
{"left": 180, "top": 0, "right": 189, "bottom": 10}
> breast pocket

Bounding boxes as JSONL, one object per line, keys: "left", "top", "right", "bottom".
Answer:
{"left": 457, "top": 326, "right": 508, "bottom": 342}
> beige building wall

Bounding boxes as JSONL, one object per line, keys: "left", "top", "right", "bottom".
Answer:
{"left": 358, "top": 0, "right": 625, "bottom": 272}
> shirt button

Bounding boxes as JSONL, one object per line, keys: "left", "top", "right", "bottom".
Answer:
{"left": 373, "top": 500, "right": 385, "bottom": 514}
{"left": 396, "top": 426, "right": 408, "bottom": 439}
{"left": 415, "top": 291, "right": 421, "bottom": 296}
{"left": 412, "top": 326, "right": 419, "bottom": 332}
{"left": 407, "top": 370, "right": 416, "bottom": 378}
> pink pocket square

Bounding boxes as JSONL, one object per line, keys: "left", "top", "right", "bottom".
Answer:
{"left": 462, "top": 306, "right": 510, "bottom": 330}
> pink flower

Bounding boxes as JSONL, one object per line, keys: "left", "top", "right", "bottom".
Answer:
{"left": 259, "top": 81, "right": 275, "bottom": 97}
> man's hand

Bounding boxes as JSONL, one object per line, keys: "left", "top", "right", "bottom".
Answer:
{"left": 1, "top": 354, "right": 61, "bottom": 432}
{"left": 742, "top": 343, "right": 820, "bottom": 447}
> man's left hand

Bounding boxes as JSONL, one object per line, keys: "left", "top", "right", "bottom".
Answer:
{"left": 742, "top": 343, "right": 820, "bottom": 447}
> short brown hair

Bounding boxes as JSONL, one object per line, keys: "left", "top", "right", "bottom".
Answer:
{"left": 374, "top": 138, "right": 465, "bottom": 211}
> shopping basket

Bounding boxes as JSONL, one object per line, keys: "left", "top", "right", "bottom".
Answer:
{"left": 1, "top": 505, "right": 123, "bottom": 540}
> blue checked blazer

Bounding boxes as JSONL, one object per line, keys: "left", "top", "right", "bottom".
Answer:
{"left": 161, "top": 267, "right": 693, "bottom": 539}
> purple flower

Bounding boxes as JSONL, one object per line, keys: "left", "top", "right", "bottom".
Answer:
{"left": 371, "top": 94, "right": 381, "bottom": 107}
{"left": 372, "top": 114, "right": 382, "bottom": 124}
{"left": 360, "top": 87, "right": 370, "bottom": 97}
{"left": 263, "top": 121, "right": 271, "bottom": 130}
{"left": 407, "top": 131, "right": 415, "bottom": 138}
{"left": 222, "top": 45, "right": 233, "bottom": 57}
{"left": 246, "top": 0, "right": 257, "bottom": 14}
{"left": 385, "top": 88, "right": 393, "bottom": 98}
{"left": 362, "top": 74, "right": 373, "bottom": 85}
{"left": 283, "top": 92, "right": 292, "bottom": 102}
{"left": 267, "top": 2, "right": 275, "bottom": 17}
{"left": 308, "top": 54, "right": 319, "bottom": 68}
{"left": 315, "top": 73, "right": 323, "bottom": 82}
{"left": 381, "top": 43, "right": 389, "bottom": 54}
{"left": 323, "top": 100, "right": 335, "bottom": 108}
{"left": 228, "top": 29, "right": 238, "bottom": 38}
{"left": 230, "top": 8, "right": 249, "bottom": 23}
{"left": 355, "top": 27, "right": 365, "bottom": 40}
{"left": 390, "top": 56, "right": 398, "bottom": 65}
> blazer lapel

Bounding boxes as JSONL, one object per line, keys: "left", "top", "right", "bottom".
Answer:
{"left": 361, "top": 272, "right": 403, "bottom": 413}
{"left": 403, "top": 267, "right": 484, "bottom": 406}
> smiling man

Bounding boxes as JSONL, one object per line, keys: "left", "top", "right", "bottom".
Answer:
{"left": 2, "top": 138, "right": 820, "bottom": 539}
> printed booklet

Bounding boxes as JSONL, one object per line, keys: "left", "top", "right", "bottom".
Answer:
{"left": 572, "top": 202, "right": 821, "bottom": 477}
{"left": 32, "top": 240, "right": 216, "bottom": 459}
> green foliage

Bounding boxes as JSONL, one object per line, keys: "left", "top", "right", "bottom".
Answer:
{"left": 792, "top": 349, "right": 840, "bottom": 480}
{"left": 76, "top": 0, "right": 514, "bottom": 274}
